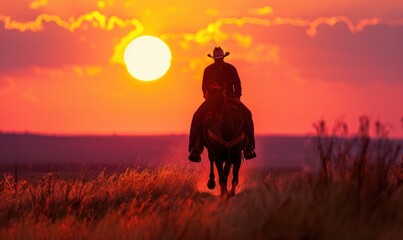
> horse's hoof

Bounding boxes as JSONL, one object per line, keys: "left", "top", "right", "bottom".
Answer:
{"left": 207, "top": 179, "right": 216, "bottom": 189}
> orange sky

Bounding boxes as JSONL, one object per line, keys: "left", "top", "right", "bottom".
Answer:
{"left": 0, "top": 0, "right": 402, "bottom": 137}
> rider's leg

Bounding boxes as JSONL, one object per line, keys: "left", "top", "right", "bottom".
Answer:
{"left": 188, "top": 101, "right": 208, "bottom": 162}
{"left": 239, "top": 103, "right": 256, "bottom": 159}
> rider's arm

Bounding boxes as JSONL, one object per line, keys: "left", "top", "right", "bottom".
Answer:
{"left": 202, "top": 68, "right": 208, "bottom": 99}
{"left": 232, "top": 66, "right": 242, "bottom": 98}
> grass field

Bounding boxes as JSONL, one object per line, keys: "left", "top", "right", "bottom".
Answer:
{"left": 1, "top": 163, "right": 402, "bottom": 239}
{"left": 1, "top": 118, "right": 402, "bottom": 239}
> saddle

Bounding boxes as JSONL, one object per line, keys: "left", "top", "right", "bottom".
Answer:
{"left": 204, "top": 97, "right": 245, "bottom": 149}
{"left": 204, "top": 97, "right": 242, "bottom": 124}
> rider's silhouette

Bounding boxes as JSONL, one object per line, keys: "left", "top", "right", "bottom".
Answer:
{"left": 188, "top": 47, "right": 256, "bottom": 162}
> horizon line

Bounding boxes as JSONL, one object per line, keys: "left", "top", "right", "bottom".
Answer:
{"left": 1, "top": 130, "right": 402, "bottom": 140}
{"left": 0, "top": 130, "right": 312, "bottom": 137}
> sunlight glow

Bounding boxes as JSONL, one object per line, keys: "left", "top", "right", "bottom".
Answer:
{"left": 123, "top": 36, "right": 172, "bottom": 81}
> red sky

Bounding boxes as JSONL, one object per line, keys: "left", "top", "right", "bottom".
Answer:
{"left": 0, "top": 0, "right": 402, "bottom": 137}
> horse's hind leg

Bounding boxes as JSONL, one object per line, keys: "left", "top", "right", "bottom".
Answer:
{"left": 207, "top": 160, "right": 216, "bottom": 189}
{"left": 215, "top": 161, "right": 228, "bottom": 197}
{"left": 228, "top": 161, "right": 240, "bottom": 198}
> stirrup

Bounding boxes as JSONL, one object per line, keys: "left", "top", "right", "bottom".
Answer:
{"left": 244, "top": 147, "right": 256, "bottom": 160}
{"left": 188, "top": 149, "right": 202, "bottom": 162}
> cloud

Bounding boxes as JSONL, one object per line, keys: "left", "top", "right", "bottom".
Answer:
{"left": 0, "top": 10, "right": 145, "bottom": 68}
{"left": 97, "top": 1, "right": 106, "bottom": 9}
{"left": 0, "top": 11, "right": 143, "bottom": 72}
{"left": 249, "top": 6, "right": 273, "bottom": 15}
{"left": 72, "top": 65, "right": 103, "bottom": 77}
{"left": 110, "top": 28, "right": 144, "bottom": 65}
{"left": 29, "top": 0, "right": 48, "bottom": 9}
{"left": 0, "top": 11, "right": 143, "bottom": 32}
{"left": 162, "top": 15, "right": 398, "bottom": 50}
{"left": 205, "top": 9, "right": 219, "bottom": 16}
{"left": 238, "top": 22, "right": 403, "bottom": 84}
{"left": 234, "top": 44, "right": 280, "bottom": 64}
{"left": 285, "top": 23, "right": 403, "bottom": 84}
{"left": 160, "top": 15, "right": 403, "bottom": 85}
{"left": 1, "top": 8, "right": 402, "bottom": 86}
{"left": 214, "top": 16, "right": 387, "bottom": 37}
{"left": 0, "top": 26, "right": 109, "bottom": 72}
{"left": 306, "top": 16, "right": 380, "bottom": 36}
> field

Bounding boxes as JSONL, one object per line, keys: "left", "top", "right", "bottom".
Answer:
{"left": 1, "top": 163, "right": 403, "bottom": 239}
{"left": 1, "top": 119, "right": 402, "bottom": 239}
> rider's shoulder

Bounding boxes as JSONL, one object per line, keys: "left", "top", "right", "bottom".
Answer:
{"left": 205, "top": 63, "right": 215, "bottom": 69}
{"left": 221, "top": 62, "right": 238, "bottom": 72}
{"left": 204, "top": 63, "right": 217, "bottom": 72}
{"left": 224, "top": 62, "right": 237, "bottom": 69}
{"left": 209, "top": 62, "right": 236, "bottom": 68}
{"left": 204, "top": 62, "right": 237, "bottom": 72}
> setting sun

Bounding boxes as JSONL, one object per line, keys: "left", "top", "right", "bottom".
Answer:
{"left": 123, "top": 36, "right": 172, "bottom": 81}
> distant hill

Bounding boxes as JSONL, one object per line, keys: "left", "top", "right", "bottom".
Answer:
{"left": 0, "top": 133, "right": 401, "bottom": 174}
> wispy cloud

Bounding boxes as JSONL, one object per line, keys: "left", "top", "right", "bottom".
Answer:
{"left": 0, "top": 11, "right": 144, "bottom": 67}
{"left": 249, "top": 6, "right": 273, "bottom": 15}
{"left": 205, "top": 8, "right": 219, "bottom": 16}
{"left": 1, "top": 10, "right": 402, "bottom": 77}
{"left": 110, "top": 28, "right": 144, "bottom": 65}
{"left": 29, "top": 0, "right": 48, "bottom": 9}
{"left": 196, "top": 16, "right": 387, "bottom": 40}
{"left": 72, "top": 65, "right": 103, "bottom": 77}
{"left": 0, "top": 11, "right": 143, "bottom": 32}
{"left": 157, "top": 14, "right": 403, "bottom": 58}
{"left": 235, "top": 44, "right": 280, "bottom": 63}
{"left": 306, "top": 16, "right": 380, "bottom": 36}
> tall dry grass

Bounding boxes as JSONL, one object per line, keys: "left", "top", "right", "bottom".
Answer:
{"left": 0, "top": 117, "right": 402, "bottom": 239}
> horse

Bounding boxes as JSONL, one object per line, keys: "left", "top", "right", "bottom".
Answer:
{"left": 203, "top": 95, "right": 245, "bottom": 199}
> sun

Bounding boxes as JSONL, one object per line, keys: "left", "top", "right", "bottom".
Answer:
{"left": 123, "top": 36, "right": 172, "bottom": 81}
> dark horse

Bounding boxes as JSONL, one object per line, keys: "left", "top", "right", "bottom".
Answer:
{"left": 203, "top": 95, "right": 245, "bottom": 198}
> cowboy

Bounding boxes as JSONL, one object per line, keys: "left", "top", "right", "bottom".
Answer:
{"left": 188, "top": 47, "right": 256, "bottom": 162}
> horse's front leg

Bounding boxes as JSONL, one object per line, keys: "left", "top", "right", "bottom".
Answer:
{"left": 214, "top": 161, "right": 227, "bottom": 197}
{"left": 228, "top": 159, "right": 241, "bottom": 199}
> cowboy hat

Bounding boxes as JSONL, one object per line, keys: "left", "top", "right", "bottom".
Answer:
{"left": 207, "top": 47, "right": 230, "bottom": 59}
